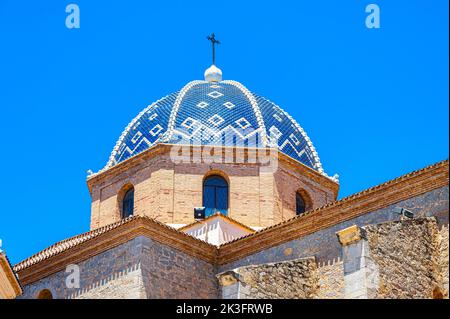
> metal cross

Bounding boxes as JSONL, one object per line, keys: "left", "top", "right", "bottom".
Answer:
{"left": 207, "top": 33, "right": 220, "bottom": 65}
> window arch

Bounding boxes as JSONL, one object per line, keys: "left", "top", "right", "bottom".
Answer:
{"left": 295, "top": 190, "right": 311, "bottom": 216}
{"left": 121, "top": 186, "right": 134, "bottom": 219}
{"left": 203, "top": 175, "right": 229, "bottom": 216}
{"left": 37, "top": 289, "right": 53, "bottom": 299}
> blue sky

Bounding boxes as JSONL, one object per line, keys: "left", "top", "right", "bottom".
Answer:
{"left": 0, "top": 0, "right": 448, "bottom": 264}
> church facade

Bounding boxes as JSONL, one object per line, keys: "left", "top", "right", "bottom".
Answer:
{"left": 10, "top": 60, "right": 449, "bottom": 299}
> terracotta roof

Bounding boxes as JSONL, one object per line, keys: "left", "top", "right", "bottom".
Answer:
{"left": 218, "top": 159, "right": 449, "bottom": 247}
{"left": 178, "top": 212, "right": 256, "bottom": 233}
{"left": 14, "top": 215, "right": 215, "bottom": 273}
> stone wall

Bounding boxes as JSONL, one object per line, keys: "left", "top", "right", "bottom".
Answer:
{"left": 364, "top": 218, "right": 443, "bottom": 299}
{"left": 19, "top": 238, "right": 143, "bottom": 299}
{"left": 75, "top": 265, "right": 146, "bottom": 299}
{"left": 19, "top": 236, "right": 218, "bottom": 299}
{"left": 218, "top": 216, "right": 448, "bottom": 299}
{"left": 218, "top": 257, "right": 346, "bottom": 299}
{"left": 20, "top": 173, "right": 448, "bottom": 299}
{"left": 440, "top": 225, "right": 449, "bottom": 298}
{"left": 218, "top": 258, "right": 320, "bottom": 299}
{"left": 316, "top": 259, "right": 344, "bottom": 299}
{"left": 219, "top": 185, "right": 449, "bottom": 273}
{"left": 140, "top": 237, "right": 218, "bottom": 298}
{"left": 216, "top": 186, "right": 448, "bottom": 299}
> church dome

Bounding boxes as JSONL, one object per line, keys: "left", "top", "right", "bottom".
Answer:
{"left": 103, "top": 71, "right": 330, "bottom": 177}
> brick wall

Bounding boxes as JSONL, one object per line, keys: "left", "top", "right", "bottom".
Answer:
{"left": 88, "top": 146, "right": 337, "bottom": 230}
{"left": 273, "top": 164, "right": 335, "bottom": 221}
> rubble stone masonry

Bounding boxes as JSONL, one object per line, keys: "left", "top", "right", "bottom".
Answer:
{"left": 364, "top": 218, "right": 445, "bottom": 299}
{"left": 440, "top": 224, "right": 449, "bottom": 297}
{"left": 316, "top": 259, "right": 344, "bottom": 299}
{"left": 217, "top": 217, "right": 447, "bottom": 299}
{"left": 218, "top": 258, "right": 320, "bottom": 299}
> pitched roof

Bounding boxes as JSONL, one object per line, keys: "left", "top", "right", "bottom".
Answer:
{"left": 0, "top": 251, "right": 23, "bottom": 298}
{"left": 14, "top": 215, "right": 216, "bottom": 273}
{"left": 178, "top": 212, "right": 256, "bottom": 234}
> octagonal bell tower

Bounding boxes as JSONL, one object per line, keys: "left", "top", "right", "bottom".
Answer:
{"left": 87, "top": 49, "right": 339, "bottom": 230}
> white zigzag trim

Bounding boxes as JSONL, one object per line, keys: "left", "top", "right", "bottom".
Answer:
{"left": 173, "top": 124, "right": 263, "bottom": 141}
{"left": 96, "top": 93, "right": 178, "bottom": 175}
{"left": 255, "top": 95, "right": 333, "bottom": 179}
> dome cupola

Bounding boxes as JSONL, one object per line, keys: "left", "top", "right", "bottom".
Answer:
{"left": 204, "top": 64, "right": 222, "bottom": 82}
{"left": 102, "top": 78, "right": 335, "bottom": 180}
{"left": 94, "top": 34, "right": 337, "bottom": 182}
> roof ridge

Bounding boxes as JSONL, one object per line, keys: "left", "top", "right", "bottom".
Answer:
{"left": 178, "top": 212, "right": 255, "bottom": 233}
{"left": 13, "top": 216, "right": 136, "bottom": 271}
{"left": 14, "top": 215, "right": 217, "bottom": 272}
{"left": 218, "top": 159, "right": 449, "bottom": 247}
{"left": 164, "top": 80, "right": 206, "bottom": 143}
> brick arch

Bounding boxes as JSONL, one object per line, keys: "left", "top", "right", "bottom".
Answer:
{"left": 202, "top": 170, "right": 230, "bottom": 215}
{"left": 36, "top": 288, "right": 53, "bottom": 299}
{"left": 296, "top": 188, "right": 313, "bottom": 213}
{"left": 117, "top": 182, "right": 135, "bottom": 219}
{"left": 202, "top": 169, "right": 230, "bottom": 186}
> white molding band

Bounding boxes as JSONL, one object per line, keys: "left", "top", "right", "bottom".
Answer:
{"left": 99, "top": 93, "right": 177, "bottom": 174}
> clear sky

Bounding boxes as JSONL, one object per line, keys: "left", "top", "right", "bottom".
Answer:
{"left": 0, "top": 0, "right": 448, "bottom": 264}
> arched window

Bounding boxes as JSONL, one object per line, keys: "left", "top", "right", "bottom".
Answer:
{"left": 37, "top": 289, "right": 53, "bottom": 299}
{"left": 296, "top": 192, "right": 306, "bottom": 215}
{"left": 122, "top": 187, "right": 134, "bottom": 218}
{"left": 203, "top": 175, "right": 228, "bottom": 216}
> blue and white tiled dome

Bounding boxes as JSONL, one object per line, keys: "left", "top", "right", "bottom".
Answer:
{"left": 102, "top": 66, "right": 334, "bottom": 179}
